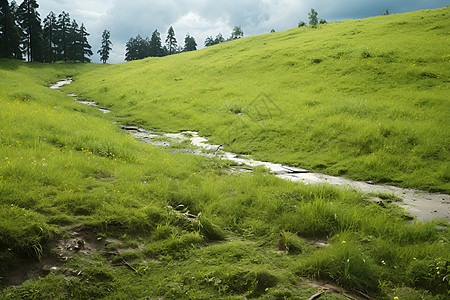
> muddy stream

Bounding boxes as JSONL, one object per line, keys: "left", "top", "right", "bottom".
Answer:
{"left": 52, "top": 78, "right": 449, "bottom": 222}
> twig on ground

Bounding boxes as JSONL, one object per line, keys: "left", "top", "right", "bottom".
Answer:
{"left": 307, "top": 291, "right": 325, "bottom": 300}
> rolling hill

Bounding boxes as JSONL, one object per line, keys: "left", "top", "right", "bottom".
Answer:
{"left": 1, "top": 7, "right": 449, "bottom": 299}
{"left": 69, "top": 7, "right": 450, "bottom": 193}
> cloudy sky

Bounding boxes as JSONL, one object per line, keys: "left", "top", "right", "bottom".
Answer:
{"left": 37, "top": 0, "right": 448, "bottom": 63}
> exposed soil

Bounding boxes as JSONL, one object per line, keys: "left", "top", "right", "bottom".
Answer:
{"left": 1, "top": 226, "right": 118, "bottom": 288}
{"left": 1, "top": 255, "right": 63, "bottom": 288}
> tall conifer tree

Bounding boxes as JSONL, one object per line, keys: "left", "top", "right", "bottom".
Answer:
{"left": 56, "top": 11, "right": 71, "bottom": 61}
{"left": 98, "top": 29, "right": 112, "bottom": 63}
{"left": 67, "top": 19, "right": 79, "bottom": 61}
{"left": 17, "top": 0, "right": 43, "bottom": 61}
{"left": 149, "top": 29, "right": 163, "bottom": 57}
{"left": 0, "top": 0, "right": 22, "bottom": 59}
{"left": 125, "top": 34, "right": 150, "bottom": 61}
{"left": 183, "top": 33, "right": 197, "bottom": 52}
{"left": 43, "top": 11, "right": 56, "bottom": 62}
{"left": 165, "top": 26, "right": 177, "bottom": 55}
{"left": 79, "top": 23, "right": 92, "bottom": 62}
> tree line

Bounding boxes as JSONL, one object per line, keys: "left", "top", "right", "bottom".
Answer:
{"left": 204, "top": 26, "right": 244, "bottom": 47}
{"left": 0, "top": 0, "right": 93, "bottom": 62}
{"left": 124, "top": 26, "right": 197, "bottom": 61}
{"left": 124, "top": 25, "right": 245, "bottom": 61}
{"left": 1, "top": 2, "right": 346, "bottom": 64}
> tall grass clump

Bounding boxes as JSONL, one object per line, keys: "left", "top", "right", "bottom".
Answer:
{"left": 0, "top": 206, "right": 55, "bottom": 270}
{"left": 297, "top": 242, "right": 381, "bottom": 295}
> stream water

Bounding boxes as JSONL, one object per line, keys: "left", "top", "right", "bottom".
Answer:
{"left": 51, "top": 79, "right": 450, "bottom": 222}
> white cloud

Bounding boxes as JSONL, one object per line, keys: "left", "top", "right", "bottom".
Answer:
{"left": 173, "top": 11, "right": 230, "bottom": 45}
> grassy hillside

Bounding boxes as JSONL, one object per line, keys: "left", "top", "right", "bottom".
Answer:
{"left": 1, "top": 8, "right": 449, "bottom": 300}
{"left": 69, "top": 7, "right": 449, "bottom": 192}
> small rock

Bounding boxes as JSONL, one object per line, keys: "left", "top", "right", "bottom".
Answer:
{"left": 435, "top": 226, "right": 446, "bottom": 232}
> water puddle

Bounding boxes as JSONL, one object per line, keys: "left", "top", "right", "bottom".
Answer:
{"left": 50, "top": 79, "right": 450, "bottom": 222}
{"left": 50, "top": 78, "right": 110, "bottom": 113}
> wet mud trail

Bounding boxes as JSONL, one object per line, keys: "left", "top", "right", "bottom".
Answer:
{"left": 51, "top": 79, "right": 450, "bottom": 222}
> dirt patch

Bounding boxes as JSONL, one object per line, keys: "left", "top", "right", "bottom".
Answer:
{"left": 1, "top": 255, "right": 63, "bottom": 288}
{"left": 55, "top": 226, "right": 108, "bottom": 260}
{"left": 1, "top": 226, "right": 119, "bottom": 288}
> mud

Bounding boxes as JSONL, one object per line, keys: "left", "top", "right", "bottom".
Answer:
{"left": 1, "top": 255, "right": 63, "bottom": 288}
{"left": 50, "top": 79, "right": 450, "bottom": 222}
{"left": 1, "top": 226, "right": 122, "bottom": 288}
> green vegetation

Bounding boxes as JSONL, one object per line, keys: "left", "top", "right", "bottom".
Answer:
{"left": 1, "top": 8, "right": 449, "bottom": 300}
{"left": 70, "top": 7, "right": 449, "bottom": 193}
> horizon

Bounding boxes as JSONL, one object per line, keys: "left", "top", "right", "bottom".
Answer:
{"left": 34, "top": 0, "right": 447, "bottom": 64}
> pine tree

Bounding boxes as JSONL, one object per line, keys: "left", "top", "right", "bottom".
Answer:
{"left": 125, "top": 34, "right": 150, "bottom": 61}
{"left": 125, "top": 36, "right": 136, "bottom": 61}
{"left": 0, "top": 0, "right": 22, "bottom": 59}
{"left": 43, "top": 11, "right": 56, "bottom": 62}
{"left": 79, "top": 23, "right": 92, "bottom": 62}
{"left": 98, "top": 29, "right": 112, "bottom": 63}
{"left": 183, "top": 33, "right": 197, "bottom": 52}
{"left": 204, "top": 36, "right": 214, "bottom": 47}
{"left": 205, "top": 33, "right": 225, "bottom": 47}
{"left": 55, "top": 11, "right": 71, "bottom": 62}
{"left": 308, "top": 8, "right": 319, "bottom": 27}
{"left": 165, "top": 26, "right": 177, "bottom": 55}
{"left": 149, "top": 29, "right": 163, "bottom": 57}
{"left": 17, "top": 0, "right": 43, "bottom": 62}
{"left": 215, "top": 33, "right": 225, "bottom": 44}
{"left": 67, "top": 19, "right": 80, "bottom": 61}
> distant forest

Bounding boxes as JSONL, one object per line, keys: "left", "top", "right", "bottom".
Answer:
{"left": 124, "top": 25, "right": 244, "bottom": 62}
{"left": 0, "top": 0, "right": 246, "bottom": 63}
{"left": 0, "top": 0, "right": 93, "bottom": 62}
{"left": 2, "top": 0, "right": 330, "bottom": 63}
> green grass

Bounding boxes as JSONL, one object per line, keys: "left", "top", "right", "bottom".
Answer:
{"left": 1, "top": 8, "right": 450, "bottom": 300}
{"left": 68, "top": 7, "right": 450, "bottom": 193}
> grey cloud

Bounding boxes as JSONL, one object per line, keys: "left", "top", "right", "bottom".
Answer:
{"left": 37, "top": 0, "right": 447, "bottom": 63}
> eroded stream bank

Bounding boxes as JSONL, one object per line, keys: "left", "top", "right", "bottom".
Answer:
{"left": 52, "top": 79, "right": 450, "bottom": 222}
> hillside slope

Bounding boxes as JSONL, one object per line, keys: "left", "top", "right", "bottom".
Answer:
{"left": 69, "top": 7, "right": 449, "bottom": 192}
{"left": 1, "top": 10, "right": 450, "bottom": 299}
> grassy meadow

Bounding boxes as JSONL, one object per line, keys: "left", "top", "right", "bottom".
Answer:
{"left": 69, "top": 7, "right": 450, "bottom": 193}
{"left": 1, "top": 7, "right": 449, "bottom": 300}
